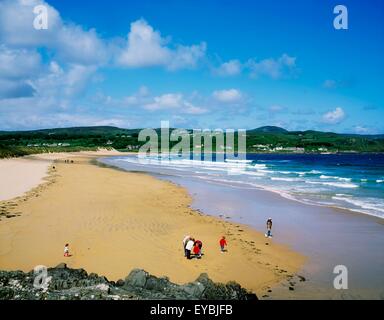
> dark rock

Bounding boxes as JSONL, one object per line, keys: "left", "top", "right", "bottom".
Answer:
{"left": 0, "top": 266, "right": 257, "bottom": 300}
{"left": 116, "top": 279, "right": 125, "bottom": 287}
{"left": 124, "top": 269, "right": 148, "bottom": 288}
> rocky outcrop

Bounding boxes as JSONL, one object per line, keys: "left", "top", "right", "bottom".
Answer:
{"left": 0, "top": 264, "right": 257, "bottom": 300}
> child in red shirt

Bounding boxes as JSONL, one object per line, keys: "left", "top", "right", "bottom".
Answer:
{"left": 193, "top": 240, "right": 202, "bottom": 259}
{"left": 219, "top": 236, "right": 227, "bottom": 252}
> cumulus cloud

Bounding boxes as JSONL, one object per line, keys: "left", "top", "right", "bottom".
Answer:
{"left": 28, "top": 62, "right": 97, "bottom": 100}
{"left": 0, "top": 79, "right": 35, "bottom": 99}
{"left": 0, "top": 45, "right": 41, "bottom": 79}
{"left": 0, "top": 0, "right": 61, "bottom": 47}
{"left": 0, "top": 45, "right": 41, "bottom": 98}
{"left": 93, "top": 87, "right": 208, "bottom": 116}
{"left": 354, "top": 126, "right": 369, "bottom": 134}
{"left": 144, "top": 93, "right": 183, "bottom": 110}
{"left": 117, "top": 19, "right": 206, "bottom": 70}
{"left": 54, "top": 25, "right": 108, "bottom": 65}
{"left": 247, "top": 54, "right": 296, "bottom": 79}
{"left": 143, "top": 93, "right": 207, "bottom": 114}
{"left": 183, "top": 102, "right": 208, "bottom": 115}
{"left": 0, "top": 0, "right": 108, "bottom": 65}
{"left": 214, "top": 59, "right": 242, "bottom": 76}
{"left": 212, "top": 89, "right": 242, "bottom": 103}
{"left": 322, "top": 107, "right": 346, "bottom": 124}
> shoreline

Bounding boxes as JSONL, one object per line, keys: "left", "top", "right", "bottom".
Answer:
{"left": 100, "top": 155, "right": 384, "bottom": 299}
{"left": 0, "top": 153, "right": 305, "bottom": 297}
{"left": 99, "top": 154, "right": 384, "bottom": 222}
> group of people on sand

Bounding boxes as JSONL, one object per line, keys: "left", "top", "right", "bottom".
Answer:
{"left": 183, "top": 236, "right": 202, "bottom": 259}
{"left": 182, "top": 235, "right": 229, "bottom": 259}
{"left": 64, "top": 218, "right": 273, "bottom": 259}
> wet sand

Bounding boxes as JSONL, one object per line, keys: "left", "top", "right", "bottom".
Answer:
{"left": 166, "top": 176, "right": 384, "bottom": 299}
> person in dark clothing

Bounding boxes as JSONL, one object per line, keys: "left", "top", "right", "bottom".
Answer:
{"left": 265, "top": 218, "right": 273, "bottom": 238}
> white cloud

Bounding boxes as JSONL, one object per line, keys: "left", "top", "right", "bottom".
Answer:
{"left": 117, "top": 19, "right": 171, "bottom": 67}
{"left": 215, "top": 59, "right": 242, "bottom": 76}
{"left": 183, "top": 102, "right": 208, "bottom": 114}
{"left": 0, "top": 0, "right": 108, "bottom": 65}
{"left": 0, "top": 78, "right": 35, "bottom": 99}
{"left": 322, "top": 107, "right": 346, "bottom": 124}
{"left": 144, "top": 93, "right": 183, "bottom": 110}
{"left": 354, "top": 126, "right": 369, "bottom": 134}
{"left": 28, "top": 62, "right": 97, "bottom": 99}
{"left": 0, "top": 45, "right": 41, "bottom": 98}
{"left": 55, "top": 25, "right": 108, "bottom": 65}
{"left": 143, "top": 92, "right": 207, "bottom": 114}
{"left": 167, "top": 43, "right": 206, "bottom": 71}
{"left": 212, "top": 89, "right": 242, "bottom": 103}
{"left": 0, "top": 0, "right": 61, "bottom": 47}
{"left": 0, "top": 45, "right": 41, "bottom": 79}
{"left": 248, "top": 54, "right": 296, "bottom": 79}
{"left": 117, "top": 19, "right": 206, "bottom": 70}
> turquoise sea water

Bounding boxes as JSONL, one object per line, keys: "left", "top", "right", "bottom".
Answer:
{"left": 101, "top": 153, "right": 384, "bottom": 219}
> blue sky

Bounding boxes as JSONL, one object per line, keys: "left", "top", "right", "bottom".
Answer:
{"left": 0, "top": 0, "right": 383, "bottom": 133}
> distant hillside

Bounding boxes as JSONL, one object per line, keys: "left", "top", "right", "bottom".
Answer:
{"left": 0, "top": 125, "right": 383, "bottom": 158}
{"left": 0, "top": 126, "right": 140, "bottom": 136}
{"left": 249, "top": 126, "right": 289, "bottom": 133}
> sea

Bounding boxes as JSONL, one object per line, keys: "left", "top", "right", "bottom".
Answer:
{"left": 100, "top": 153, "right": 384, "bottom": 219}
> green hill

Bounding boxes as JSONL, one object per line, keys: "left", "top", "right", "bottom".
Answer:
{"left": 249, "top": 126, "right": 289, "bottom": 134}
{"left": 0, "top": 125, "right": 383, "bottom": 158}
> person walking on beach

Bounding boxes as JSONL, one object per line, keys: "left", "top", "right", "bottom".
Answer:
{"left": 64, "top": 243, "right": 70, "bottom": 257}
{"left": 185, "top": 238, "right": 195, "bottom": 259}
{"left": 219, "top": 236, "right": 227, "bottom": 252}
{"left": 183, "top": 235, "right": 191, "bottom": 257}
{"left": 265, "top": 218, "right": 273, "bottom": 238}
{"left": 194, "top": 240, "right": 203, "bottom": 259}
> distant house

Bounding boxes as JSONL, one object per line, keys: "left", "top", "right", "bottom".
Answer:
{"left": 252, "top": 144, "right": 270, "bottom": 151}
{"left": 272, "top": 146, "right": 304, "bottom": 153}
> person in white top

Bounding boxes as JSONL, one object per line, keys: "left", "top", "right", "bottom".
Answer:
{"left": 64, "top": 243, "right": 70, "bottom": 257}
{"left": 185, "top": 239, "right": 195, "bottom": 260}
{"left": 182, "top": 235, "right": 191, "bottom": 257}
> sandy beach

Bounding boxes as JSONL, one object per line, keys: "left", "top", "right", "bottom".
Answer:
{"left": 0, "top": 149, "right": 121, "bottom": 202}
{"left": 0, "top": 153, "right": 304, "bottom": 296}
{"left": 0, "top": 157, "right": 52, "bottom": 202}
